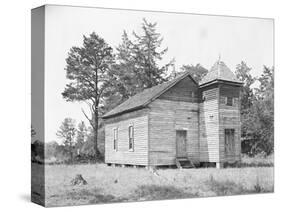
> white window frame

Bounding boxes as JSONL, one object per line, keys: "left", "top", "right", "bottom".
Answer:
{"left": 128, "top": 124, "right": 134, "bottom": 151}
{"left": 225, "top": 96, "right": 233, "bottom": 106}
{"left": 113, "top": 127, "right": 118, "bottom": 151}
{"left": 191, "top": 91, "right": 195, "bottom": 98}
{"left": 202, "top": 94, "right": 206, "bottom": 102}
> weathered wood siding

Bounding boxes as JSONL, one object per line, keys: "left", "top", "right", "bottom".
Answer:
{"left": 219, "top": 84, "right": 241, "bottom": 162}
{"left": 104, "top": 75, "right": 242, "bottom": 166}
{"left": 199, "top": 85, "right": 220, "bottom": 162}
{"left": 158, "top": 76, "right": 198, "bottom": 102}
{"left": 148, "top": 99, "right": 200, "bottom": 166}
{"left": 104, "top": 109, "right": 149, "bottom": 165}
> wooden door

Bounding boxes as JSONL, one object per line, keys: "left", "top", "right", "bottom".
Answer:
{"left": 225, "top": 129, "right": 235, "bottom": 157}
{"left": 176, "top": 130, "right": 187, "bottom": 157}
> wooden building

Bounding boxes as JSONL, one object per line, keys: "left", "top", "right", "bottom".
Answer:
{"left": 102, "top": 60, "right": 243, "bottom": 168}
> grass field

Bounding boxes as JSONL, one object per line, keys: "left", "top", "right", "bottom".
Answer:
{"left": 39, "top": 159, "right": 274, "bottom": 207}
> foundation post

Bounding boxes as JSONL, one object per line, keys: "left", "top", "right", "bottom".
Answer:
{"left": 216, "top": 162, "right": 224, "bottom": 169}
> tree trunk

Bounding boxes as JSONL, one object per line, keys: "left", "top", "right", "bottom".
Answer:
{"left": 82, "top": 106, "right": 100, "bottom": 158}
{"left": 93, "top": 108, "right": 99, "bottom": 157}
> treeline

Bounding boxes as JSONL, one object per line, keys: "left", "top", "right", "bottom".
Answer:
{"left": 48, "top": 120, "right": 105, "bottom": 163}
{"left": 31, "top": 18, "right": 274, "bottom": 164}
{"left": 31, "top": 121, "right": 105, "bottom": 164}
{"left": 237, "top": 63, "right": 274, "bottom": 156}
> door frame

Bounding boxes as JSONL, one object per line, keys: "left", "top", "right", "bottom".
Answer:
{"left": 224, "top": 128, "right": 235, "bottom": 157}
{"left": 175, "top": 130, "right": 187, "bottom": 157}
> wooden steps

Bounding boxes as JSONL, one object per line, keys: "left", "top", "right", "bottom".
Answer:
{"left": 175, "top": 157, "right": 195, "bottom": 169}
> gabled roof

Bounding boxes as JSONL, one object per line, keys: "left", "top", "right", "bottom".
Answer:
{"left": 199, "top": 60, "right": 242, "bottom": 86}
{"left": 103, "top": 72, "right": 196, "bottom": 119}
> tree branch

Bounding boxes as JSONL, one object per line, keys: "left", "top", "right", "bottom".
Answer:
{"left": 81, "top": 108, "right": 91, "bottom": 123}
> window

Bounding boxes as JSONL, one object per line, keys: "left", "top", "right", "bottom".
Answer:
{"left": 113, "top": 128, "right": 118, "bottom": 151}
{"left": 188, "top": 91, "right": 194, "bottom": 97}
{"left": 128, "top": 125, "right": 134, "bottom": 151}
{"left": 225, "top": 129, "right": 235, "bottom": 154}
{"left": 202, "top": 94, "right": 206, "bottom": 102}
{"left": 226, "top": 97, "right": 233, "bottom": 106}
{"left": 191, "top": 91, "right": 195, "bottom": 98}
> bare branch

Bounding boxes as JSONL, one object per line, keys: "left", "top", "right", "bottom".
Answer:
{"left": 81, "top": 108, "right": 91, "bottom": 123}
{"left": 85, "top": 101, "right": 93, "bottom": 113}
{"left": 81, "top": 106, "right": 96, "bottom": 130}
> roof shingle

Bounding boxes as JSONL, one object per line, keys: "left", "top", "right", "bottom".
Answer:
{"left": 199, "top": 60, "right": 242, "bottom": 86}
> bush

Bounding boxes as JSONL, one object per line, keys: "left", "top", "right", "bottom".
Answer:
{"left": 44, "top": 127, "right": 105, "bottom": 164}
{"left": 31, "top": 140, "right": 44, "bottom": 163}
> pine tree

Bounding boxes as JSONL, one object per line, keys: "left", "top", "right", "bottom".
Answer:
{"left": 102, "top": 31, "right": 137, "bottom": 113}
{"left": 132, "top": 18, "right": 170, "bottom": 88}
{"left": 62, "top": 32, "right": 114, "bottom": 157}
{"left": 56, "top": 118, "right": 76, "bottom": 162}
{"left": 103, "top": 19, "right": 173, "bottom": 113}
{"left": 76, "top": 121, "right": 87, "bottom": 155}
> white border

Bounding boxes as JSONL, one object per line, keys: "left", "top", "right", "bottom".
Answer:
{"left": 0, "top": 0, "right": 279, "bottom": 211}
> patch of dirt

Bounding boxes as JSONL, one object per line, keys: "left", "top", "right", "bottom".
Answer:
{"left": 70, "top": 174, "right": 87, "bottom": 185}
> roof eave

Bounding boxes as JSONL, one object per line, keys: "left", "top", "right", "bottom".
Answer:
{"left": 199, "top": 79, "right": 243, "bottom": 88}
{"left": 102, "top": 105, "right": 146, "bottom": 119}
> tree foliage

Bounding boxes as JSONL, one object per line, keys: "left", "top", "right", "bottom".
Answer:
{"left": 252, "top": 66, "right": 274, "bottom": 155}
{"left": 62, "top": 32, "right": 114, "bottom": 157}
{"left": 235, "top": 62, "right": 256, "bottom": 111}
{"left": 103, "top": 19, "right": 173, "bottom": 112}
{"left": 45, "top": 118, "right": 104, "bottom": 164}
{"left": 131, "top": 19, "right": 170, "bottom": 88}
{"left": 173, "top": 63, "right": 208, "bottom": 82}
{"left": 237, "top": 64, "right": 274, "bottom": 156}
{"left": 56, "top": 118, "right": 76, "bottom": 162}
{"left": 75, "top": 121, "right": 87, "bottom": 154}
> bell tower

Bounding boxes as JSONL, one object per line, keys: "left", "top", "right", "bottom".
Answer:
{"left": 199, "top": 60, "right": 243, "bottom": 168}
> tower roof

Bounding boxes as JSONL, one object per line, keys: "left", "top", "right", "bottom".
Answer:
{"left": 199, "top": 60, "right": 242, "bottom": 86}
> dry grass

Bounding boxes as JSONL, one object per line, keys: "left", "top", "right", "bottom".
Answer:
{"left": 132, "top": 184, "right": 198, "bottom": 201}
{"left": 241, "top": 154, "right": 274, "bottom": 167}
{"left": 39, "top": 162, "right": 274, "bottom": 207}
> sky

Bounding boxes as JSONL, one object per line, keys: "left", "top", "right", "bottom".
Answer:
{"left": 43, "top": 5, "right": 274, "bottom": 143}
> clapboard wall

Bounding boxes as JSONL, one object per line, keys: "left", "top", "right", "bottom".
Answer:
{"left": 148, "top": 99, "right": 199, "bottom": 165}
{"left": 148, "top": 76, "right": 200, "bottom": 166}
{"left": 218, "top": 84, "right": 241, "bottom": 163}
{"left": 104, "top": 109, "right": 149, "bottom": 165}
{"left": 199, "top": 84, "right": 220, "bottom": 162}
{"left": 199, "top": 83, "right": 241, "bottom": 163}
{"left": 159, "top": 76, "right": 198, "bottom": 102}
{"left": 103, "top": 75, "right": 242, "bottom": 166}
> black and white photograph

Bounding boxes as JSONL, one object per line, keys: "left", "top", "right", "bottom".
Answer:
{"left": 31, "top": 4, "right": 274, "bottom": 207}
